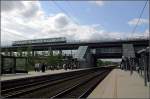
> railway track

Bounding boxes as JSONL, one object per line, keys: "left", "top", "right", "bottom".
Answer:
{"left": 1, "top": 67, "right": 113, "bottom": 98}
{"left": 52, "top": 70, "right": 111, "bottom": 98}
{"left": 2, "top": 69, "right": 92, "bottom": 90}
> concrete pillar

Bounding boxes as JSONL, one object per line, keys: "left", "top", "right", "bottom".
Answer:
{"left": 143, "top": 53, "right": 147, "bottom": 86}
{"left": 125, "top": 57, "right": 128, "bottom": 70}
{"left": 93, "top": 55, "right": 97, "bottom": 67}
{"left": 34, "top": 51, "right": 38, "bottom": 56}
{"left": 49, "top": 47, "right": 53, "bottom": 56}
{"left": 146, "top": 52, "right": 150, "bottom": 82}
{"left": 85, "top": 53, "right": 96, "bottom": 67}
{"left": 13, "top": 57, "right": 16, "bottom": 74}
{"left": 71, "top": 50, "right": 72, "bottom": 56}
{"left": 130, "top": 58, "right": 134, "bottom": 75}
{"left": 10, "top": 51, "right": 13, "bottom": 56}
{"left": 59, "top": 50, "right": 62, "bottom": 55}
{"left": 32, "top": 50, "right": 34, "bottom": 56}
{"left": 139, "top": 57, "right": 143, "bottom": 75}
{"left": 20, "top": 51, "right": 23, "bottom": 56}
{"left": 1, "top": 55, "right": 4, "bottom": 74}
{"left": 86, "top": 53, "right": 91, "bottom": 67}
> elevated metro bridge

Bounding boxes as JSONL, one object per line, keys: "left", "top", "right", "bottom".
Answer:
{"left": 1, "top": 39, "right": 149, "bottom": 51}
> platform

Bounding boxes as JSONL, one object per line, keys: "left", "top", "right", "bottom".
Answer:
{"left": 1, "top": 69, "right": 83, "bottom": 81}
{"left": 88, "top": 69, "right": 150, "bottom": 98}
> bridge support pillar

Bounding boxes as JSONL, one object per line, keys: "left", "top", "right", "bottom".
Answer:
{"left": 122, "top": 44, "right": 135, "bottom": 72}
{"left": 59, "top": 50, "right": 62, "bottom": 55}
{"left": 48, "top": 47, "right": 53, "bottom": 56}
{"left": 32, "top": 50, "right": 34, "bottom": 56}
{"left": 85, "top": 53, "right": 97, "bottom": 67}
{"left": 9, "top": 51, "right": 13, "bottom": 56}
{"left": 146, "top": 51, "right": 150, "bottom": 83}
{"left": 12, "top": 57, "right": 16, "bottom": 74}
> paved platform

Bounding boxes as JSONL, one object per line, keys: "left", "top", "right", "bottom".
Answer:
{"left": 88, "top": 69, "right": 150, "bottom": 98}
{"left": 1, "top": 69, "right": 83, "bottom": 81}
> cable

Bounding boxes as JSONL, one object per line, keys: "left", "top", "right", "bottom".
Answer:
{"left": 2, "top": 29, "right": 29, "bottom": 40}
{"left": 131, "top": 0, "right": 148, "bottom": 37}
{"left": 53, "top": 1, "right": 80, "bottom": 25}
{"left": 66, "top": 1, "right": 75, "bottom": 17}
{"left": 2, "top": 29, "right": 29, "bottom": 42}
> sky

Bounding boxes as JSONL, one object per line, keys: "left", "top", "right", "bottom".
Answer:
{"left": 1, "top": 0, "right": 149, "bottom": 46}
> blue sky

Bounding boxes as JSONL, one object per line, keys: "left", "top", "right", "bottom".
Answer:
{"left": 40, "top": 1, "right": 149, "bottom": 33}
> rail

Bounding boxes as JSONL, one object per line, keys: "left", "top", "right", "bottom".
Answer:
{"left": 1, "top": 67, "right": 114, "bottom": 98}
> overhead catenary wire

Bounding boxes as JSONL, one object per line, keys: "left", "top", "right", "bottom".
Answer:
{"left": 53, "top": 1, "right": 80, "bottom": 25}
{"left": 2, "top": 29, "right": 30, "bottom": 46}
{"left": 131, "top": 0, "right": 148, "bottom": 37}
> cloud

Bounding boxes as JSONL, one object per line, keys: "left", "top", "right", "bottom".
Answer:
{"left": 1, "top": 1, "right": 24, "bottom": 12}
{"left": 124, "top": 29, "right": 149, "bottom": 39}
{"left": 1, "top": 1, "right": 148, "bottom": 46}
{"left": 128, "top": 18, "right": 149, "bottom": 26}
{"left": 1, "top": 1, "right": 42, "bottom": 19}
{"left": 21, "top": 1, "right": 41, "bottom": 18}
{"left": 89, "top": 1, "right": 104, "bottom": 6}
{"left": 53, "top": 13, "right": 70, "bottom": 28}
{"left": 143, "top": 29, "right": 149, "bottom": 38}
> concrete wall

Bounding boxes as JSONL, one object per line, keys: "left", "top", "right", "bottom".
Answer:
{"left": 78, "top": 52, "right": 97, "bottom": 68}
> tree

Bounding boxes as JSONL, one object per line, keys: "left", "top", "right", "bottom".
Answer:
{"left": 97, "top": 59, "right": 104, "bottom": 66}
{"left": 47, "top": 54, "right": 56, "bottom": 66}
{"left": 57, "top": 53, "right": 63, "bottom": 65}
{"left": 97, "top": 59, "right": 114, "bottom": 66}
{"left": 104, "top": 61, "right": 112, "bottom": 65}
{"left": 46, "top": 52, "right": 63, "bottom": 68}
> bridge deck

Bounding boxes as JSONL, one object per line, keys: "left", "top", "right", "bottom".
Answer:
{"left": 88, "top": 69, "right": 149, "bottom": 98}
{"left": 1, "top": 69, "right": 84, "bottom": 81}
